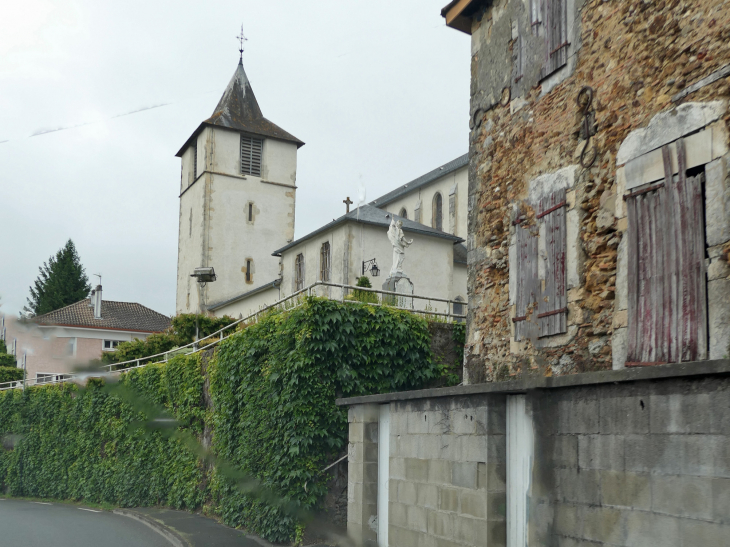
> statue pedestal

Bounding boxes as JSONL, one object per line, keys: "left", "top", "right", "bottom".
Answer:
{"left": 382, "top": 274, "right": 414, "bottom": 310}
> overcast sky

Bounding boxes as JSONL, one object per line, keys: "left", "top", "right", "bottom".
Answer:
{"left": 0, "top": 0, "right": 470, "bottom": 317}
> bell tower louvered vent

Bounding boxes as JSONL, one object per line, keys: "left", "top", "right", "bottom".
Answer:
{"left": 241, "top": 135, "right": 263, "bottom": 176}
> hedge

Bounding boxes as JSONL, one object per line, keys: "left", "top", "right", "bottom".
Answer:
{"left": 0, "top": 298, "right": 455, "bottom": 543}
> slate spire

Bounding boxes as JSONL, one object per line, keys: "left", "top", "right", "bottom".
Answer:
{"left": 204, "top": 60, "right": 303, "bottom": 147}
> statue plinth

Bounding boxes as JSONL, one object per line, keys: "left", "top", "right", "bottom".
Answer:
{"left": 382, "top": 273, "right": 414, "bottom": 310}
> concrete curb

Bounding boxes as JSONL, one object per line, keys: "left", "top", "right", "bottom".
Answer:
{"left": 113, "top": 509, "right": 189, "bottom": 547}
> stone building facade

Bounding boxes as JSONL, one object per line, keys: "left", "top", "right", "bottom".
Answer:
{"left": 439, "top": 0, "right": 730, "bottom": 382}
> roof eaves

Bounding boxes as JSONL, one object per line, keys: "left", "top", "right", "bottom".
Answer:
{"left": 207, "top": 279, "right": 282, "bottom": 311}
{"left": 272, "top": 215, "right": 462, "bottom": 256}
{"left": 441, "top": 0, "right": 482, "bottom": 34}
{"left": 32, "top": 322, "right": 162, "bottom": 334}
{"left": 369, "top": 154, "right": 468, "bottom": 208}
{"left": 176, "top": 121, "right": 304, "bottom": 158}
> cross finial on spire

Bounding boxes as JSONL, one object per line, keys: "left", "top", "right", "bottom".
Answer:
{"left": 343, "top": 196, "right": 353, "bottom": 213}
{"left": 236, "top": 25, "right": 247, "bottom": 62}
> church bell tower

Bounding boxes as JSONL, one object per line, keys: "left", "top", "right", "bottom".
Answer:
{"left": 175, "top": 53, "right": 304, "bottom": 315}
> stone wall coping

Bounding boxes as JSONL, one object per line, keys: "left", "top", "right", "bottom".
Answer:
{"left": 336, "top": 359, "right": 730, "bottom": 406}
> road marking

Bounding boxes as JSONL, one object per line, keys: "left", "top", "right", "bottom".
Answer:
{"left": 32, "top": 502, "right": 52, "bottom": 505}
{"left": 78, "top": 508, "right": 101, "bottom": 513}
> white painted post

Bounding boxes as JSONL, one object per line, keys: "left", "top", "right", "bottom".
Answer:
{"left": 377, "top": 404, "right": 390, "bottom": 547}
{"left": 507, "top": 395, "right": 533, "bottom": 547}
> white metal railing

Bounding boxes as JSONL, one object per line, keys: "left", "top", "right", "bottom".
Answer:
{"left": 0, "top": 281, "right": 466, "bottom": 391}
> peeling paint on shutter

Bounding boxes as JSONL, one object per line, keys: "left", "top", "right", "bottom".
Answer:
{"left": 626, "top": 139, "right": 707, "bottom": 365}
{"left": 537, "top": 189, "right": 567, "bottom": 337}
{"left": 514, "top": 224, "right": 539, "bottom": 342}
{"left": 530, "top": 0, "right": 542, "bottom": 36}
{"left": 542, "top": 0, "right": 568, "bottom": 79}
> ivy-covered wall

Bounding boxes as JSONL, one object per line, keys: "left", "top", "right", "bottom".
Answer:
{"left": 0, "top": 340, "right": 22, "bottom": 383}
{"left": 0, "top": 298, "right": 460, "bottom": 544}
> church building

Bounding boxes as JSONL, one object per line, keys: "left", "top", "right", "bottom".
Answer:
{"left": 175, "top": 57, "right": 468, "bottom": 319}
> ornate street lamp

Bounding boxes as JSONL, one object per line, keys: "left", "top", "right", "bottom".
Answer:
{"left": 362, "top": 259, "right": 380, "bottom": 277}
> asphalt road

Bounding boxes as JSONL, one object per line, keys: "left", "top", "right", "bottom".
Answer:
{"left": 0, "top": 499, "right": 172, "bottom": 547}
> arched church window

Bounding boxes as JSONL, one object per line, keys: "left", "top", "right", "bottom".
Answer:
{"left": 241, "top": 135, "right": 263, "bottom": 177}
{"left": 320, "top": 242, "right": 331, "bottom": 282}
{"left": 453, "top": 296, "right": 465, "bottom": 322}
{"left": 399, "top": 208, "right": 408, "bottom": 219}
{"left": 432, "top": 193, "right": 443, "bottom": 231}
{"left": 295, "top": 253, "right": 305, "bottom": 291}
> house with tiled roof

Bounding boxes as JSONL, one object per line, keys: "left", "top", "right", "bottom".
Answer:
{"left": 3, "top": 285, "right": 170, "bottom": 384}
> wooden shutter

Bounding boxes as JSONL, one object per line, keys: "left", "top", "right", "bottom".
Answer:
{"left": 626, "top": 139, "right": 707, "bottom": 365}
{"left": 541, "top": 0, "right": 569, "bottom": 79}
{"left": 514, "top": 224, "right": 539, "bottom": 341}
{"left": 513, "top": 24, "right": 525, "bottom": 83}
{"left": 536, "top": 189, "right": 567, "bottom": 336}
{"left": 241, "top": 135, "right": 263, "bottom": 176}
{"left": 529, "top": 0, "right": 542, "bottom": 35}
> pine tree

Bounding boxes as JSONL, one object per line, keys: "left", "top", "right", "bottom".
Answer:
{"left": 23, "top": 239, "right": 91, "bottom": 317}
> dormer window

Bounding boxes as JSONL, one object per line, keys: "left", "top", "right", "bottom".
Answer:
{"left": 241, "top": 135, "right": 263, "bottom": 176}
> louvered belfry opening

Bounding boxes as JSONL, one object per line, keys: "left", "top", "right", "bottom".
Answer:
{"left": 626, "top": 138, "right": 708, "bottom": 365}
{"left": 193, "top": 144, "right": 198, "bottom": 179}
{"left": 240, "top": 134, "right": 263, "bottom": 176}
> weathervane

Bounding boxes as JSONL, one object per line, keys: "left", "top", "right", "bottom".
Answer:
{"left": 237, "top": 25, "right": 248, "bottom": 61}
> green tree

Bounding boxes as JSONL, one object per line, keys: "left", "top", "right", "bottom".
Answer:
{"left": 23, "top": 239, "right": 91, "bottom": 317}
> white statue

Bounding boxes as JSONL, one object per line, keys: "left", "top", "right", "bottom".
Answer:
{"left": 387, "top": 217, "right": 413, "bottom": 277}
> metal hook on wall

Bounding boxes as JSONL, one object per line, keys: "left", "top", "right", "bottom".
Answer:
{"left": 577, "top": 86, "right": 598, "bottom": 168}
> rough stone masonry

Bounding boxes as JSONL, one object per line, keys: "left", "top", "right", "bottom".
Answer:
{"left": 459, "top": 0, "right": 730, "bottom": 383}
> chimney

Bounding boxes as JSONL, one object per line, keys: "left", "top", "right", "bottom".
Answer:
{"left": 93, "top": 285, "right": 102, "bottom": 319}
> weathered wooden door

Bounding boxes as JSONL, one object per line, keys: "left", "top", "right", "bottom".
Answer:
{"left": 507, "top": 395, "right": 533, "bottom": 547}
{"left": 625, "top": 139, "right": 708, "bottom": 364}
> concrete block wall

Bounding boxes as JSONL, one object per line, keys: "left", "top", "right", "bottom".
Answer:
{"left": 343, "top": 362, "right": 730, "bottom": 546}
{"left": 354, "top": 396, "right": 507, "bottom": 547}
{"left": 347, "top": 404, "right": 380, "bottom": 547}
{"left": 531, "top": 376, "right": 730, "bottom": 546}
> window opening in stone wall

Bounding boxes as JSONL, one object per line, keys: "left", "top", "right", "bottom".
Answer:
{"left": 248, "top": 202, "right": 253, "bottom": 222}
{"left": 193, "top": 144, "right": 198, "bottom": 180}
{"left": 245, "top": 259, "right": 252, "bottom": 283}
{"left": 625, "top": 140, "right": 707, "bottom": 365}
{"left": 241, "top": 135, "right": 263, "bottom": 176}
{"left": 295, "top": 253, "right": 305, "bottom": 291}
{"left": 320, "top": 242, "right": 331, "bottom": 282}
{"left": 399, "top": 207, "right": 408, "bottom": 219}
{"left": 432, "top": 193, "right": 443, "bottom": 231}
